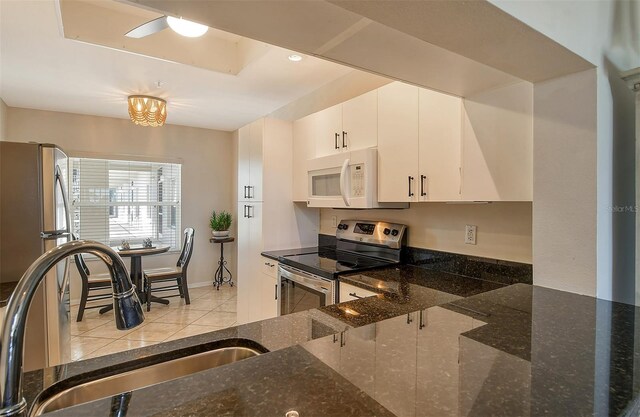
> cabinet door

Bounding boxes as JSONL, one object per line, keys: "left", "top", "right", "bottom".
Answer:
{"left": 339, "top": 282, "right": 378, "bottom": 302}
{"left": 292, "top": 114, "right": 316, "bottom": 202}
{"left": 340, "top": 325, "right": 376, "bottom": 398}
{"left": 377, "top": 82, "right": 420, "bottom": 203}
{"left": 247, "top": 203, "right": 263, "bottom": 322}
{"left": 236, "top": 204, "right": 251, "bottom": 324}
{"left": 342, "top": 90, "right": 377, "bottom": 152}
{"left": 375, "top": 312, "right": 418, "bottom": 417}
{"left": 461, "top": 81, "right": 533, "bottom": 201}
{"left": 314, "top": 103, "right": 343, "bottom": 157}
{"left": 415, "top": 307, "right": 474, "bottom": 417}
{"left": 249, "top": 119, "right": 264, "bottom": 202}
{"left": 419, "top": 89, "right": 462, "bottom": 201}
{"left": 259, "top": 272, "right": 278, "bottom": 320}
{"left": 237, "top": 124, "right": 251, "bottom": 202}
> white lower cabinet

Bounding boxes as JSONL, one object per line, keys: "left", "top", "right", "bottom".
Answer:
{"left": 236, "top": 202, "right": 262, "bottom": 324}
{"left": 339, "top": 282, "right": 378, "bottom": 302}
{"left": 415, "top": 307, "right": 475, "bottom": 417}
{"left": 258, "top": 257, "right": 278, "bottom": 320}
{"left": 375, "top": 313, "right": 418, "bottom": 417}
{"left": 303, "top": 325, "right": 376, "bottom": 398}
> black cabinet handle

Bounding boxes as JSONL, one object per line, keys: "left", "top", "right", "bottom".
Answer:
{"left": 407, "top": 313, "right": 413, "bottom": 324}
{"left": 243, "top": 186, "right": 248, "bottom": 199}
{"left": 419, "top": 310, "right": 426, "bottom": 330}
{"left": 348, "top": 292, "right": 364, "bottom": 299}
{"left": 342, "top": 131, "right": 347, "bottom": 148}
{"left": 274, "top": 284, "right": 278, "bottom": 300}
{"left": 335, "top": 133, "right": 339, "bottom": 149}
{"left": 248, "top": 186, "right": 254, "bottom": 199}
{"left": 247, "top": 205, "right": 253, "bottom": 218}
{"left": 243, "top": 205, "right": 248, "bottom": 218}
{"left": 420, "top": 175, "right": 427, "bottom": 197}
{"left": 408, "top": 176, "right": 414, "bottom": 197}
{"left": 340, "top": 331, "right": 346, "bottom": 347}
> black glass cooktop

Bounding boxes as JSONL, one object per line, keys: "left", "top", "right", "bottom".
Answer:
{"left": 279, "top": 249, "right": 397, "bottom": 280}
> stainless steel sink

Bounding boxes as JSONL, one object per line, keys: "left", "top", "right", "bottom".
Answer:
{"left": 30, "top": 346, "right": 262, "bottom": 416}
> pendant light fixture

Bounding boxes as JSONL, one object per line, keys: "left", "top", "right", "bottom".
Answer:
{"left": 127, "top": 95, "right": 167, "bottom": 127}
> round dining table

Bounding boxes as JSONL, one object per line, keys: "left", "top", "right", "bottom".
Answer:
{"left": 99, "top": 245, "right": 170, "bottom": 314}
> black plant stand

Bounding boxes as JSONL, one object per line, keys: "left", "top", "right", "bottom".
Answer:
{"left": 210, "top": 237, "right": 234, "bottom": 290}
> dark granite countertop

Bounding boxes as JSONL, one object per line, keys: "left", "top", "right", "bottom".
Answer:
{"left": 260, "top": 247, "right": 320, "bottom": 261}
{"left": 323, "top": 265, "right": 504, "bottom": 327}
{"left": 24, "top": 266, "right": 640, "bottom": 416}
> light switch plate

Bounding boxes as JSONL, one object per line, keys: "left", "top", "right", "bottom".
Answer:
{"left": 465, "top": 225, "right": 477, "bottom": 245}
{"left": 331, "top": 216, "right": 338, "bottom": 228}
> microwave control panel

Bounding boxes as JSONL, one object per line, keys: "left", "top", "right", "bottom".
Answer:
{"left": 351, "top": 164, "right": 365, "bottom": 197}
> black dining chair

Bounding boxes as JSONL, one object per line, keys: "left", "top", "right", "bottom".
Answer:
{"left": 74, "top": 252, "right": 113, "bottom": 322}
{"left": 143, "top": 228, "right": 195, "bottom": 311}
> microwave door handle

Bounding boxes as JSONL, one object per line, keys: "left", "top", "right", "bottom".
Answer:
{"left": 339, "top": 158, "right": 350, "bottom": 207}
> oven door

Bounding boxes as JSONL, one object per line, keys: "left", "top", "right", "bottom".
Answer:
{"left": 278, "top": 265, "right": 335, "bottom": 316}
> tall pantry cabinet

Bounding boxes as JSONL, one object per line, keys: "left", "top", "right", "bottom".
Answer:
{"left": 236, "top": 118, "right": 318, "bottom": 324}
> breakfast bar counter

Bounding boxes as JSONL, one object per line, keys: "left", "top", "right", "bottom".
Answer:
{"left": 24, "top": 265, "right": 640, "bottom": 417}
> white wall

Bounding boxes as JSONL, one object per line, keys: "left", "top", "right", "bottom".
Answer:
{"left": 321, "top": 202, "right": 532, "bottom": 264}
{"left": 0, "top": 99, "right": 7, "bottom": 139}
{"left": 3, "top": 107, "right": 235, "bottom": 300}
{"left": 491, "top": 0, "right": 638, "bottom": 302}
{"left": 533, "top": 69, "right": 598, "bottom": 296}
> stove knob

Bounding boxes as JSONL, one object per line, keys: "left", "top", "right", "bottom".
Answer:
{"left": 383, "top": 228, "right": 391, "bottom": 235}
{"left": 391, "top": 229, "right": 399, "bottom": 236}
{"left": 338, "top": 223, "right": 347, "bottom": 230}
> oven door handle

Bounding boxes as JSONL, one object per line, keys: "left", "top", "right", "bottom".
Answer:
{"left": 339, "top": 158, "right": 350, "bottom": 207}
{"left": 278, "top": 265, "right": 332, "bottom": 294}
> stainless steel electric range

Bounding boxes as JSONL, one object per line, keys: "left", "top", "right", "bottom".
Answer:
{"left": 277, "top": 220, "right": 407, "bottom": 316}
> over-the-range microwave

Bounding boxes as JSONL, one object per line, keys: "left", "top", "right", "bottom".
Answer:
{"left": 306, "top": 148, "right": 408, "bottom": 209}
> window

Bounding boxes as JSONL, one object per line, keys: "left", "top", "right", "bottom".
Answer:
{"left": 70, "top": 157, "right": 182, "bottom": 250}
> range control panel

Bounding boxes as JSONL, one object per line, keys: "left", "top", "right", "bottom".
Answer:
{"left": 336, "top": 220, "right": 407, "bottom": 249}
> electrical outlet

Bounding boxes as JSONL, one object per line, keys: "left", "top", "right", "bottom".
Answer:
{"left": 331, "top": 216, "right": 338, "bottom": 228}
{"left": 465, "top": 225, "right": 477, "bottom": 245}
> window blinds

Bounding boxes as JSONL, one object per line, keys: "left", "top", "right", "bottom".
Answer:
{"left": 70, "top": 157, "right": 182, "bottom": 250}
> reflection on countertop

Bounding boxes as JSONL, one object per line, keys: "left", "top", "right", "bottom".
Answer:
{"left": 24, "top": 266, "right": 640, "bottom": 416}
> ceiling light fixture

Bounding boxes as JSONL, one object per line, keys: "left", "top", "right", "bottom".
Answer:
{"left": 128, "top": 95, "right": 167, "bottom": 127}
{"left": 166, "top": 16, "right": 209, "bottom": 38}
{"left": 288, "top": 54, "right": 303, "bottom": 62}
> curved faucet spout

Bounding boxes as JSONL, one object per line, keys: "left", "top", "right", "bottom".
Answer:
{"left": 0, "top": 240, "right": 145, "bottom": 416}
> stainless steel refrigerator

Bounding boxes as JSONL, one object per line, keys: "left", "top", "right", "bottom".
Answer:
{"left": 0, "top": 141, "right": 71, "bottom": 370}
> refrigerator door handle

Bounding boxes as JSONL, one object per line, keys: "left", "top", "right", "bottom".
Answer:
{"left": 55, "top": 165, "right": 72, "bottom": 235}
{"left": 41, "top": 231, "right": 72, "bottom": 239}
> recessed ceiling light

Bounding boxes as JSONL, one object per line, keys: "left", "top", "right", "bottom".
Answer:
{"left": 166, "top": 16, "right": 209, "bottom": 38}
{"left": 288, "top": 54, "right": 303, "bottom": 62}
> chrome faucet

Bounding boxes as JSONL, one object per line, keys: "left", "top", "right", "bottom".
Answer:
{"left": 0, "top": 240, "right": 145, "bottom": 417}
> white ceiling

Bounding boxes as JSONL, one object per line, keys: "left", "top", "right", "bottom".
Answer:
{"left": 0, "top": 0, "right": 353, "bottom": 131}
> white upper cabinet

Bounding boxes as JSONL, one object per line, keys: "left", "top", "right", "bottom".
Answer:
{"left": 238, "top": 119, "right": 264, "bottom": 202}
{"left": 315, "top": 103, "right": 343, "bottom": 157}
{"left": 315, "top": 90, "right": 378, "bottom": 157}
{"left": 292, "top": 114, "right": 316, "bottom": 202}
{"left": 418, "top": 88, "right": 463, "bottom": 202}
{"left": 377, "top": 82, "right": 420, "bottom": 202}
{"left": 341, "top": 90, "right": 378, "bottom": 151}
{"left": 237, "top": 124, "right": 252, "bottom": 202}
{"left": 461, "top": 81, "right": 533, "bottom": 201}
{"left": 249, "top": 119, "right": 264, "bottom": 202}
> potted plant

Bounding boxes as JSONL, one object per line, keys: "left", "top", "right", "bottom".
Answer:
{"left": 209, "top": 210, "right": 232, "bottom": 238}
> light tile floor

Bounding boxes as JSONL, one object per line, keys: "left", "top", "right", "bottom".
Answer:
{"left": 70, "top": 285, "right": 237, "bottom": 361}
